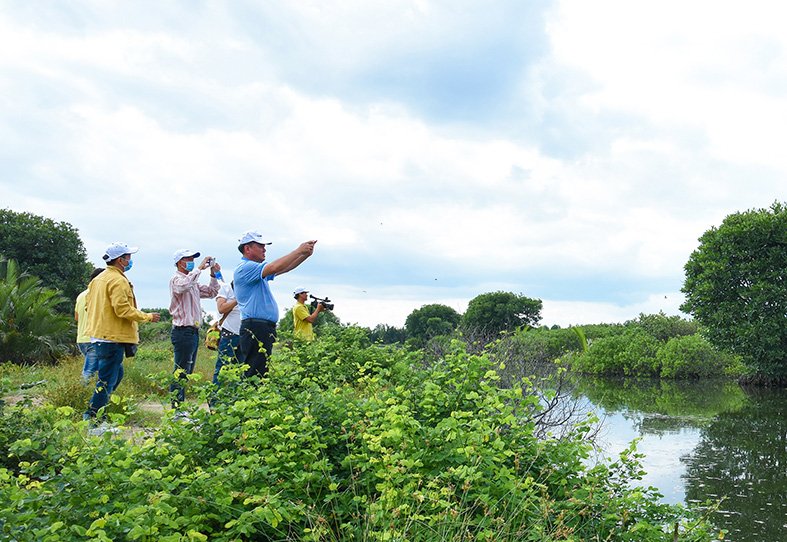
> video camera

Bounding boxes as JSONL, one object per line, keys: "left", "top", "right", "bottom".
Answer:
{"left": 310, "top": 295, "right": 334, "bottom": 311}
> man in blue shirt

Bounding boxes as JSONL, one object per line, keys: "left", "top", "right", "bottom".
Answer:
{"left": 234, "top": 231, "right": 316, "bottom": 379}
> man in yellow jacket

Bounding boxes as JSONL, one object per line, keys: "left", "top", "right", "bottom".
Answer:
{"left": 83, "top": 242, "right": 160, "bottom": 431}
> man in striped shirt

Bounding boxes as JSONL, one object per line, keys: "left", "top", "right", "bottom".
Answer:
{"left": 169, "top": 248, "right": 221, "bottom": 409}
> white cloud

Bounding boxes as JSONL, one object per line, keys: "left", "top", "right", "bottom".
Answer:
{"left": 2, "top": 0, "right": 787, "bottom": 329}
{"left": 542, "top": 292, "right": 687, "bottom": 328}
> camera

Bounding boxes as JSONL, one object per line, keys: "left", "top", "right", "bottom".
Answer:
{"left": 310, "top": 295, "right": 334, "bottom": 311}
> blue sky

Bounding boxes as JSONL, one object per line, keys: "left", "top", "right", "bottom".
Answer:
{"left": 2, "top": 0, "right": 786, "bottom": 328}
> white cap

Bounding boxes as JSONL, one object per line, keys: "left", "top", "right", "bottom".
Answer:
{"left": 294, "top": 287, "right": 309, "bottom": 296}
{"left": 103, "top": 242, "right": 138, "bottom": 261}
{"left": 238, "top": 230, "right": 271, "bottom": 246}
{"left": 173, "top": 249, "right": 200, "bottom": 264}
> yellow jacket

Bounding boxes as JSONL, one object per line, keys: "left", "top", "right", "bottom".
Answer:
{"left": 85, "top": 266, "right": 155, "bottom": 343}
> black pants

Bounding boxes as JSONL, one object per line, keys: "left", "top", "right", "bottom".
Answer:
{"left": 239, "top": 319, "right": 276, "bottom": 379}
{"left": 170, "top": 325, "right": 199, "bottom": 406}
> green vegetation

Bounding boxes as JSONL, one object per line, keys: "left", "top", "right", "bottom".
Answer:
{"left": 0, "top": 327, "right": 719, "bottom": 541}
{"left": 682, "top": 201, "right": 787, "bottom": 384}
{"left": 404, "top": 303, "right": 461, "bottom": 347}
{"left": 367, "top": 323, "right": 407, "bottom": 345}
{"left": 462, "top": 291, "right": 543, "bottom": 337}
{"left": 559, "top": 313, "right": 743, "bottom": 379}
{"left": 0, "top": 259, "right": 74, "bottom": 364}
{"left": 0, "top": 208, "right": 92, "bottom": 307}
{"left": 367, "top": 291, "right": 545, "bottom": 348}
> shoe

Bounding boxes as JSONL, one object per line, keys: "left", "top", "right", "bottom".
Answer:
{"left": 88, "top": 422, "right": 120, "bottom": 437}
{"left": 172, "top": 412, "right": 194, "bottom": 423}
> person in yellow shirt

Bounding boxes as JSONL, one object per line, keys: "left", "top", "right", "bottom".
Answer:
{"left": 74, "top": 268, "right": 104, "bottom": 382}
{"left": 292, "top": 287, "right": 326, "bottom": 341}
{"left": 83, "top": 242, "right": 160, "bottom": 432}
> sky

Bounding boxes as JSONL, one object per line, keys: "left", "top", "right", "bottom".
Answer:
{"left": 2, "top": 0, "right": 786, "bottom": 329}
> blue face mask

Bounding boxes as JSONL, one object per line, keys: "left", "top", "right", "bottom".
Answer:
{"left": 124, "top": 259, "right": 133, "bottom": 272}
{"left": 185, "top": 261, "right": 195, "bottom": 272}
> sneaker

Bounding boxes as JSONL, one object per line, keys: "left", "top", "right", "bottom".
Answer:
{"left": 172, "top": 412, "right": 194, "bottom": 423}
{"left": 88, "top": 422, "right": 120, "bottom": 437}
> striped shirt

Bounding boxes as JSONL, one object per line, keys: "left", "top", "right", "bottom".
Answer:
{"left": 169, "top": 269, "right": 220, "bottom": 327}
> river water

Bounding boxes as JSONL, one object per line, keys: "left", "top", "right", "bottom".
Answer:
{"left": 572, "top": 377, "right": 787, "bottom": 542}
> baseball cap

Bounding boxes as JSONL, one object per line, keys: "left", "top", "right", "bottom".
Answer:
{"left": 173, "top": 249, "right": 201, "bottom": 264}
{"left": 238, "top": 231, "right": 272, "bottom": 246}
{"left": 293, "top": 287, "right": 309, "bottom": 296}
{"left": 103, "top": 242, "right": 139, "bottom": 261}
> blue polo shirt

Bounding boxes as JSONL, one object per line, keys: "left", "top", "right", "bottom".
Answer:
{"left": 234, "top": 257, "right": 278, "bottom": 322}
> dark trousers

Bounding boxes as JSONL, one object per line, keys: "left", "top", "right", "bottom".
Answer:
{"left": 239, "top": 319, "right": 276, "bottom": 380}
{"left": 170, "top": 326, "right": 199, "bottom": 406}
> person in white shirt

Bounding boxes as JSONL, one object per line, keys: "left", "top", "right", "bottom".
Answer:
{"left": 211, "top": 280, "right": 241, "bottom": 386}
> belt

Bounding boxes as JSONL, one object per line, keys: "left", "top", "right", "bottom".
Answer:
{"left": 242, "top": 318, "right": 277, "bottom": 327}
{"left": 219, "top": 328, "right": 239, "bottom": 338}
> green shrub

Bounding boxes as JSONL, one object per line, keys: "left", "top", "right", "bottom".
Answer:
{"left": 628, "top": 312, "right": 698, "bottom": 342}
{"left": 0, "top": 329, "right": 719, "bottom": 541}
{"left": 513, "top": 326, "right": 584, "bottom": 359}
{"left": 564, "top": 332, "right": 632, "bottom": 375}
{"left": 658, "top": 334, "right": 743, "bottom": 378}
{"left": 561, "top": 314, "right": 742, "bottom": 379}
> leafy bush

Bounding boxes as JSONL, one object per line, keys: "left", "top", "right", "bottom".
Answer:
{"left": 658, "top": 335, "right": 743, "bottom": 379}
{"left": 0, "top": 259, "right": 74, "bottom": 364}
{"left": 0, "top": 328, "right": 719, "bottom": 541}
{"left": 562, "top": 314, "right": 742, "bottom": 378}
{"left": 508, "top": 326, "right": 585, "bottom": 362}
{"left": 626, "top": 312, "right": 698, "bottom": 342}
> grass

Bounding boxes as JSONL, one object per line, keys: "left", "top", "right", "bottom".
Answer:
{"left": 1, "top": 337, "right": 219, "bottom": 425}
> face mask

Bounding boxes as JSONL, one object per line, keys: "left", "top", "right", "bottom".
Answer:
{"left": 124, "top": 259, "right": 133, "bottom": 272}
{"left": 185, "top": 261, "right": 195, "bottom": 272}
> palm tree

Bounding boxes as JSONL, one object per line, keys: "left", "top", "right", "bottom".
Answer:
{"left": 0, "top": 259, "right": 74, "bottom": 364}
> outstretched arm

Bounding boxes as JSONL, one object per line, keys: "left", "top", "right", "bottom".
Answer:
{"left": 262, "top": 240, "right": 317, "bottom": 277}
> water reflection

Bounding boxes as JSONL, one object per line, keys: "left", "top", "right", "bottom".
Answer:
{"left": 569, "top": 377, "right": 786, "bottom": 542}
{"left": 683, "top": 387, "right": 787, "bottom": 541}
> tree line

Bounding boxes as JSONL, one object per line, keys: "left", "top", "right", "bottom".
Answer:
{"left": 5, "top": 203, "right": 787, "bottom": 386}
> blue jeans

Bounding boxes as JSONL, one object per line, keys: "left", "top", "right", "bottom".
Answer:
{"left": 212, "top": 333, "right": 240, "bottom": 386}
{"left": 170, "top": 326, "right": 199, "bottom": 406}
{"left": 78, "top": 342, "right": 99, "bottom": 381}
{"left": 84, "top": 342, "right": 125, "bottom": 420}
